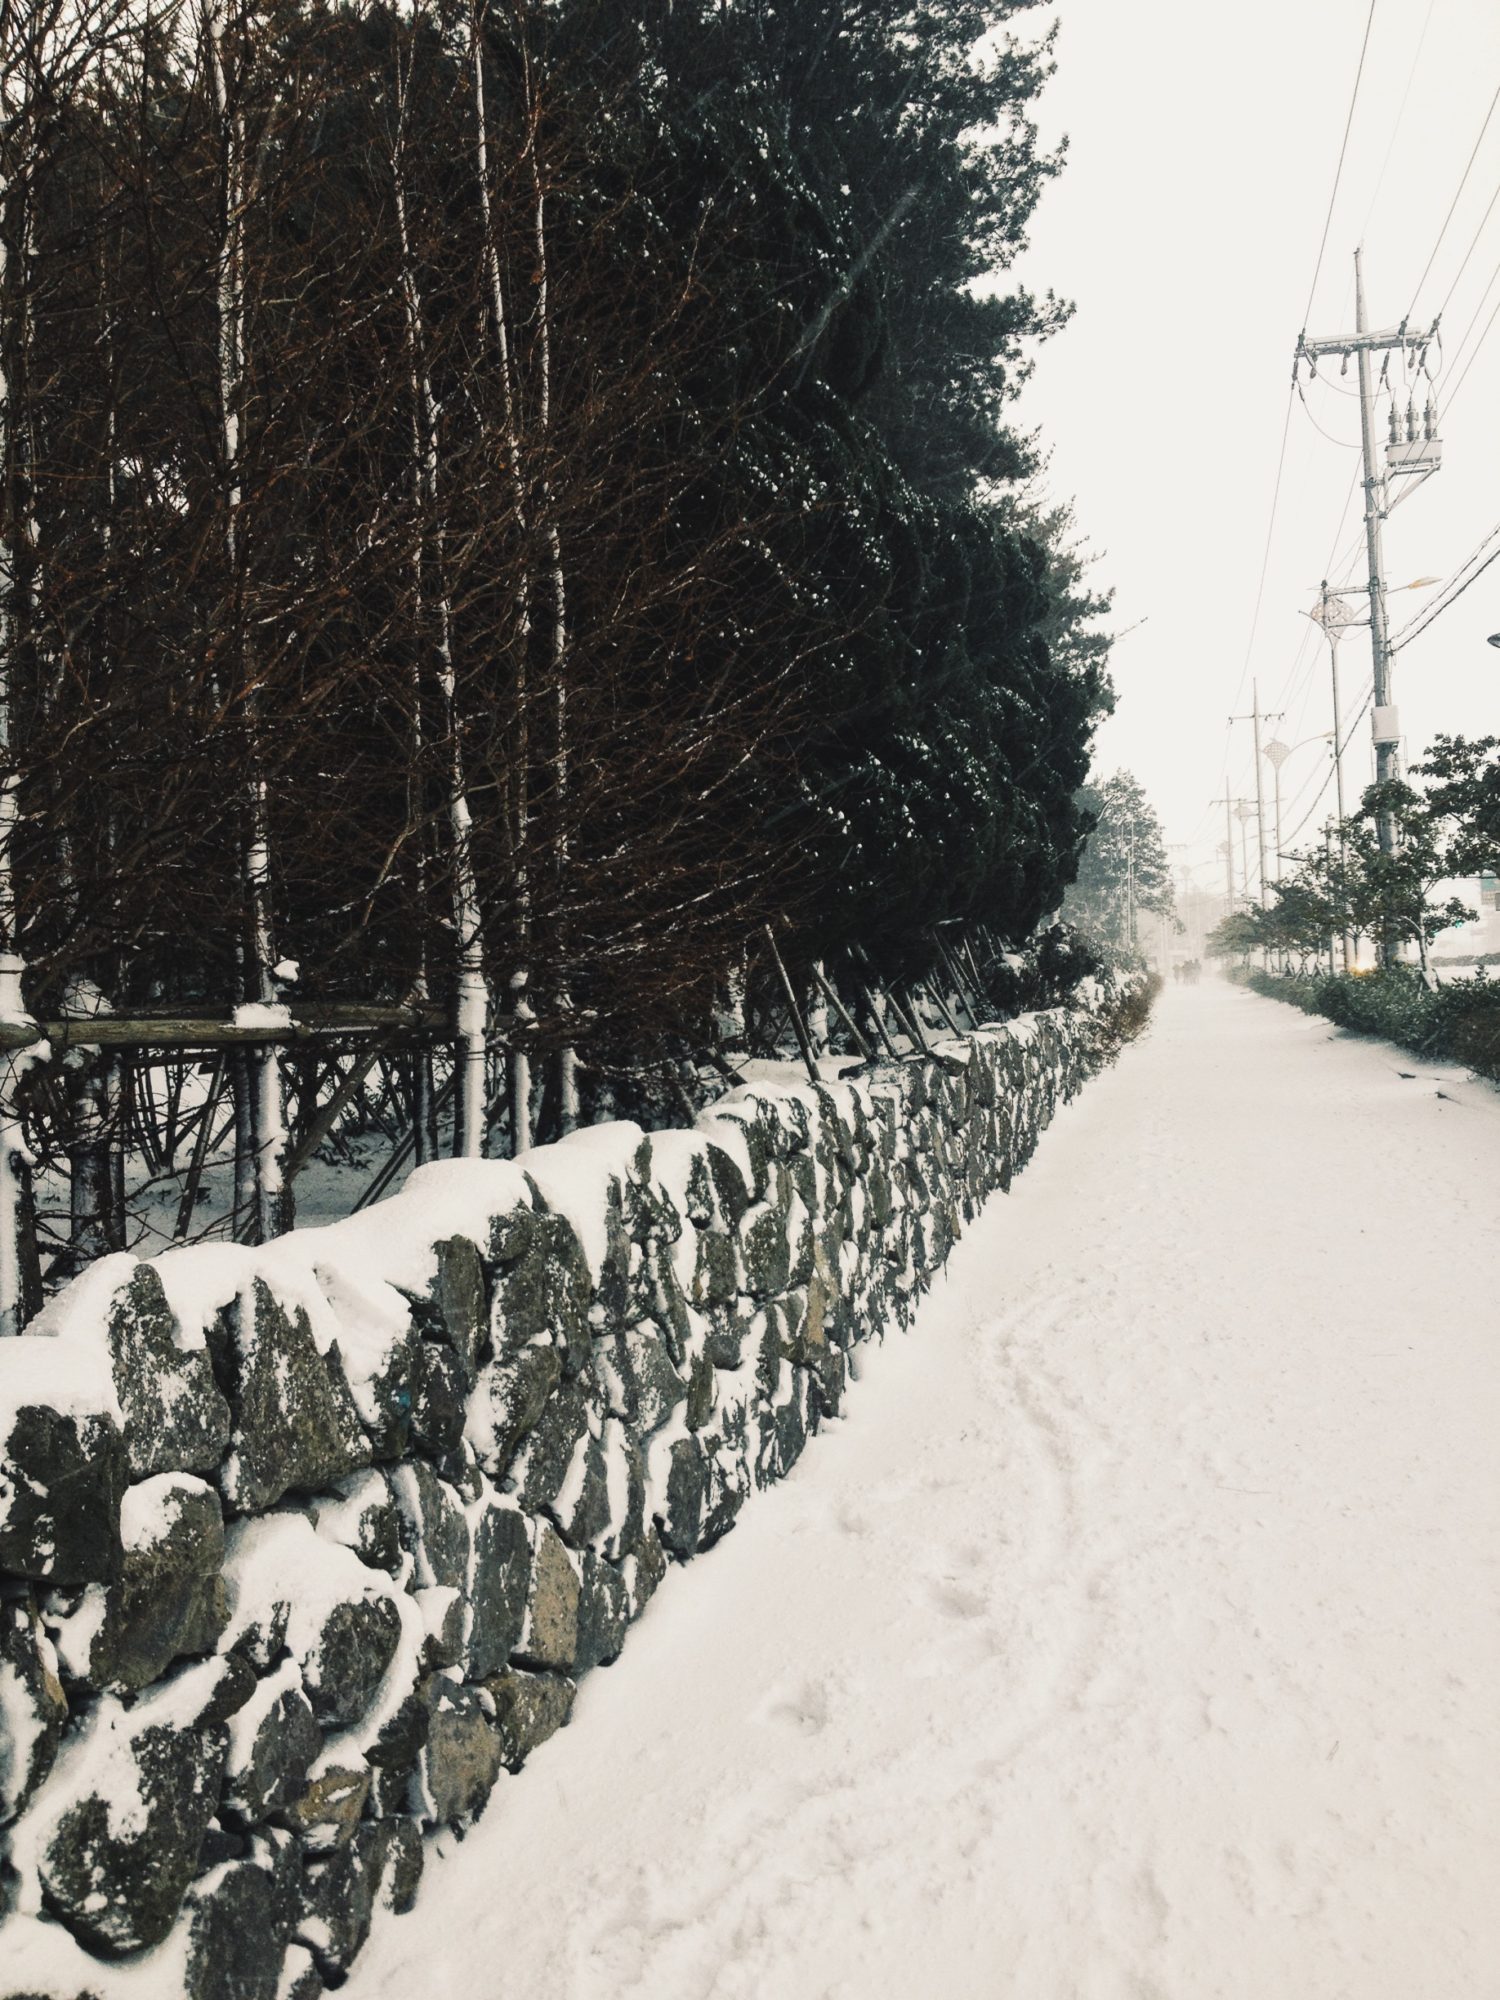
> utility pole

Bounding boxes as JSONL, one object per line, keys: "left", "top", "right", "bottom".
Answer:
{"left": 1263, "top": 737, "right": 1287, "bottom": 886}
{"left": 1354, "top": 250, "right": 1396, "bottom": 815}
{"left": 1208, "top": 790, "right": 1254, "bottom": 914}
{"left": 1230, "top": 682, "right": 1283, "bottom": 904}
{"left": 1295, "top": 252, "right": 1441, "bottom": 961}
{"left": 1264, "top": 734, "right": 1289, "bottom": 970}
{"left": 1235, "top": 801, "right": 1257, "bottom": 916}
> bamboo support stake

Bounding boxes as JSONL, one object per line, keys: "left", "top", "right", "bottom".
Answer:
{"left": 888, "top": 983, "right": 931, "bottom": 1055}
{"left": 807, "top": 962, "right": 873, "bottom": 1062}
{"left": 281, "top": 1034, "right": 403, "bottom": 1191}
{"left": 959, "top": 933, "right": 990, "bottom": 1010}
{"left": 935, "top": 936, "right": 984, "bottom": 1027}
{"left": 763, "top": 926, "right": 820, "bottom": 1085}
{"left": 923, "top": 976, "right": 965, "bottom": 1039}
{"left": 173, "top": 1056, "right": 228, "bottom": 1240}
{"left": 849, "top": 961, "right": 901, "bottom": 1061}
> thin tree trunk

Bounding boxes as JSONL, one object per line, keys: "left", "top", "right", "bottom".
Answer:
{"left": 404, "top": 320, "right": 436, "bottom": 1167}
{"left": 63, "top": 998, "right": 125, "bottom": 1271}
{"left": 471, "top": 8, "right": 535, "bottom": 1151}
{"left": 0, "top": 114, "right": 42, "bottom": 1331}
{"left": 526, "top": 89, "right": 577, "bottom": 1131}
{"left": 204, "top": 0, "right": 288, "bottom": 1241}
{"left": 393, "top": 37, "right": 488, "bottom": 1160}
{"left": 806, "top": 960, "right": 829, "bottom": 1055}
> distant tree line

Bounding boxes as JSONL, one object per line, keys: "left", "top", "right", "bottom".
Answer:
{"left": 0, "top": 0, "right": 1113, "bottom": 1314}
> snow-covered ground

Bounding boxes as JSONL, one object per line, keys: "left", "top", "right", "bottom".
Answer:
{"left": 346, "top": 978, "right": 1500, "bottom": 2000}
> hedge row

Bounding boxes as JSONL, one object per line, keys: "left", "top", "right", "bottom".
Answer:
{"left": 1235, "top": 967, "right": 1500, "bottom": 1081}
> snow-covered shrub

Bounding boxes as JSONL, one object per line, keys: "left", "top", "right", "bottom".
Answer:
{"left": 1245, "top": 967, "right": 1500, "bottom": 1082}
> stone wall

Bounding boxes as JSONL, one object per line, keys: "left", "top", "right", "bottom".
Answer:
{"left": 0, "top": 983, "right": 1136, "bottom": 1998}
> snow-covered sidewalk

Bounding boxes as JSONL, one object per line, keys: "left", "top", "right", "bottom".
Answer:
{"left": 347, "top": 979, "right": 1500, "bottom": 2000}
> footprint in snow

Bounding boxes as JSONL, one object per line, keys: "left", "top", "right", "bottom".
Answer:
{"left": 928, "top": 1576, "right": 988, "bottom": 1621}
{"left": 758, "top": 1678, "right": 833, "bottom": 1736}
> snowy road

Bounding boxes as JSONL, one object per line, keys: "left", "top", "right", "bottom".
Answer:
{"left": 349, "top": 980, "right": 1500, "bottom": 2000}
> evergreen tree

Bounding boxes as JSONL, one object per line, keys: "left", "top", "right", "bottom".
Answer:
{"left": 1063, "top": 771, "right": 1175, "bottom": 955}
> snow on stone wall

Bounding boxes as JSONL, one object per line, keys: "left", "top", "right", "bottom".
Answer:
{"left": 0, "top": 982, "right": 1136, "bottom": 1999}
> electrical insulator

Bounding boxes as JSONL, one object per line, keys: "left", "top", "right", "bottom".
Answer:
{"left": 1388, "top": 403, "right": 1400, "bottom": 445}
{"left": 1424, "top": 398, "right": 1436, "bottom": 441}
{"left": 1405, "top": 401, "right": 1416, "bottom": 442}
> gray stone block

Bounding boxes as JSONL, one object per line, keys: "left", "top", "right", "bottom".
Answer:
{"left": 0, "top": 1400, "right": 126, "bottom": 1587}
{"left": 0, "top": 1596, "right": 67, "bottom": 1825}
{"left": 213, "top": 1281, "right": 367, "bottom": 1514}
{"left": 412, "top": 1673, "right": 502, "bottom": 1826}
{"left": 516, "top": 1522, "right": 581, "bottom": 1672}
{"left": 464, "top": 1496, "right": 531, "bottom": 1680}
{"left": 37, "top": 1660, "right": 242, "bottom": 1956}
{"left": 105, "top": 1265, "right": 231, "bottom": 1479}
{"left": 50, "top": 1473, "right": 228, "bottom": 1694}
{"left": 483, "top": 1667, "right": 575, "bottom": 1770}
{"left": 595, "top": 1329, "right": 686, "bottom": 1437}
{"left": 222, "top": 1662, "right": 320, "bottom": 1827}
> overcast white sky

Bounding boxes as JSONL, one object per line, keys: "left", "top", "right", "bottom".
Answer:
{"left": 1010, "top": 0, "right": 1500, "bottom": 891}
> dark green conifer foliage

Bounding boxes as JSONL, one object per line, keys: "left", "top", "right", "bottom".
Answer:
{"left": 633, "top": 0, "right": 1111, "bottom": 972}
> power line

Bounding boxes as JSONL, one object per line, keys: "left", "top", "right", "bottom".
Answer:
{"left": 1303, "top": 0, "right": 1380, "bottom": 328}
{"left": 1407, "top": 82, "right": 1500, "bottom": 314}
{"left": 1295, "top": 375, "right": 1362, "bottom": 448}
{"left": 1228, "top": 387, "right": 1296, "bottom": 719}
{"left": 1266, "top": 467, "right": 1363, "bottom": 722}
{"left": 1439, "top": 272, "right": 1500, "bottom": 416}
{"left": 1283, "top": 686, "right": 1375, "bottom": 849}
{"left": 1389, "top": 521, "right": 1500, "bottom": 651}
{"left": 1437, "top": 179, "right": 1500, "bottom": 320}
{"left": 1359, "top": 0, "right": 1437, "bottom": 241}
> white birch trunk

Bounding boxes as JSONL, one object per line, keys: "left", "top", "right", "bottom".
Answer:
{"left": 470, "top": 7, "right": 535, "bottom": 1152}
{"left": 204, "top": 0, "right": 289, "bottom": 1240}
{"left": 0, "top": 114, "right": 41, "bottom": 1331}
{"left": 718, "top": 955, "right": 748, "bottom": 1047}
{"left": 393, "top": 48, "right": 488, "bottom": 1159}
{"left": 393, "top": 327, "right": 443, "bottom": 1168}
{"left": 0, "top": 205, "right": 27, "bottom": 1327}
{"left": 806, "top": 961, "right": 830, "bottom": 1056}
{"left": 529, "top": 150, "right": 577, "bottom": 1132}
{"left": 85, "top": 264, "right": 126, "bottom": 1256}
